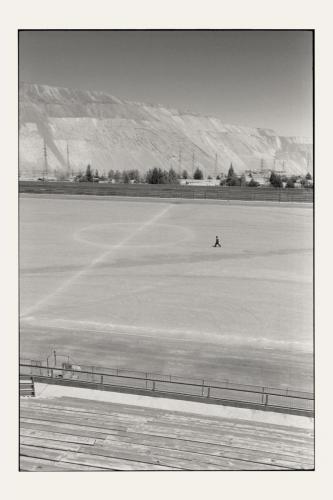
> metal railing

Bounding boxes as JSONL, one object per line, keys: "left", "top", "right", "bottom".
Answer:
{"left": 19, "top": 360, "right": 314, "bottom": 415}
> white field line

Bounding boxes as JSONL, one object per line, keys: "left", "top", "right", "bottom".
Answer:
{"left": 21, "top": 204, "right": 173, "bottom": 317}
{"left": 21, "top": 317, "right": 313, "bottom": 351}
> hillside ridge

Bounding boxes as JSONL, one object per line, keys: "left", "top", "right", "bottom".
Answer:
{"left": 19, "top": 82, "right": 313, "bottom": 178}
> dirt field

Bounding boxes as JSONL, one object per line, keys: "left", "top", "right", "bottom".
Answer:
{"left": 20, "top": 194, "right": 313, "bottom": 392}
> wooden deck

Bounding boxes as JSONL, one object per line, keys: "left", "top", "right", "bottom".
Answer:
{"left": 20, "top": 396, "right": 314, "bottom": 471}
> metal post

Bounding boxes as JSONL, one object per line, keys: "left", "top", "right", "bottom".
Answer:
{"left": 207, "top": 386, "right": 210, "bottom": 398}
{"left": 53, "top": 350, "right": 57, "bottom": 366}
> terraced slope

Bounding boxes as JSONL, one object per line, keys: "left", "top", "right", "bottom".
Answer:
{"left": 19, "top": 83, "right": 313, "bottom": 178}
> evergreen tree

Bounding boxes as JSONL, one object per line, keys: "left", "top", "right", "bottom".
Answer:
{"left": 227, "top": 163, "right": 235, "bottom": 179}
{"left": 226, "top": 163, "right": 240, "bottom": 186}
{"left": 193, "top": 167, "right": 203, "bottom": 180}
{"left": 85, "top": 164, "right": 93, "bottom": 182}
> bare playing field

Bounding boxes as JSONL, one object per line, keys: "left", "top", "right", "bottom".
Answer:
{"left": 20, "top": 194, "right": 313, "bottom": 392}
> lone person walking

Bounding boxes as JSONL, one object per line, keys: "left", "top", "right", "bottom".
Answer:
{"left": 213, "top": 235, "right": 221, "bottom": 247}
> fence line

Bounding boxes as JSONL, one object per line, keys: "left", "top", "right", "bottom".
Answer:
{"left": 19, "top": 182, "right": 313, "bottom": 203}
{"left": 19, "top": 360, "right": 314, "bottom": 415}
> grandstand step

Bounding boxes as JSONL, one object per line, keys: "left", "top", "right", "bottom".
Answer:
{"left": 20, "top": 402, "right": 313, "bottom": 443}
{"left": 104, "top": 434, "right": 312, "bottom": 470}
{"left": 19, "top": 376, "right": 35, "bottom": 397}
{"left": 20, "top": 396, "right": 314, "bottom": 471}
{"left": 98, "top": 437, "right": 283, "bottom": 471}
{"left": 20, "top": 410, "right": 313, "bottom": 460}
{"left": 23, "top": 397, "right": 312, "bottom": 435}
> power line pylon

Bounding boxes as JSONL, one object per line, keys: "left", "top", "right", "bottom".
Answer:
{"left": 43, "top": 140, "right": 48, "bottom": 180}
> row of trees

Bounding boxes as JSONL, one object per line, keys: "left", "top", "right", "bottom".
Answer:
{"left": 75, "top": 164, "right": 313, "bottom": 188}
{"left": 269, "top": 171, "right": 313, "bottom": 188}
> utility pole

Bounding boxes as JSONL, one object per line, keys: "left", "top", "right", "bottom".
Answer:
{"left": 66, "top": 142, "right": 71, "bottom": 179}
{"left": 43, "top": 139, "right": 48, "bottom": 180}
{"left": 214, "top": 153, "right": 218, "bottom": 178}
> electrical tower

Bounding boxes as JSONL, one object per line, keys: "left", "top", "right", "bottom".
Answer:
{"left": 178, "top": 148, "right": 182, "bottom": 176}
{"left": 192, "top": 151, "right": 195, "bottom": 177}
{"left": 214, "top": 153, "right": 218, "bottom": 178}
{"left": 43, "top": 140, "right": 48, "bottom": 180}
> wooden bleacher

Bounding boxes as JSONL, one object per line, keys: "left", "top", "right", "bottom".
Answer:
{"left": 20, "top": 396, "right": 314, "bottom": 471}
{"left": 20, "top": 376, "right": 35, "bottom": 398}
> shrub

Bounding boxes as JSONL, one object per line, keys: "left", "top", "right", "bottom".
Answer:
{"left": 167, "top": 168, "right": 179, "bottom": 184}
{"left": 286, "top": 178, "right": 295, "bottom": 188}
{"left": 247, "top": 178, "right": 260, "bottom": 187}
{"left": 269, "top": 172, "right": 283, "bottom": 188}
{"left": 146, "top": 167, "right": 169, "bottom": 184}
{"left": 114, "top": 170, "right": 122, "bottom": 183}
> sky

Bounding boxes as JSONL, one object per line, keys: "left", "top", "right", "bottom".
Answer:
{"left": 19, "top": 30, "right": 313, "bottom": 137}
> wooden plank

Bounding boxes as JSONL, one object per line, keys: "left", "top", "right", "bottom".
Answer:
{"left": 60, "top": 451, "right": 179, "bottom": 471}
{"left": 20, "top": 406, "right": 139, "bottom": 430}
{"left": 19, "top": 456, "right": 110, "bottom": 472}
{"left": 96, "top": 438, "right": 283, "bottom": 471}
{"left": 20, "top": 436, "right": 82, "bottom": 452}
{"left": 20, "top": 420, "right": 110, "bottom": 441}
{"left": 76, "top": 443, "right": 212, "bottom": 471}
{"left": 20, "top": 428, "right": 96, "bottom": 445}
{"left": 20, "top": 408, "right": 129, "bottom": 432}
{"left": 22, "top": 397, "right": 313, "bottom": 436}
{"left": 20, "top": 416, "right": 313, "bottom": 464}
{"left": 20, "top": 413, "right": 128, "bottom": 435}
{"left": 20, "top": 407, "right": 313, "bottom": 454}
{"left": 25, "top": 403, "right": 312, "bottom": 445}
{"left": 103, "top": 434, "right": 310, "bottom": 470}
{"left": 121, "top": 422, "right": 313, "bottom": 457}
{"left": 20, "top": 445, "right": 67, "bottom": 462}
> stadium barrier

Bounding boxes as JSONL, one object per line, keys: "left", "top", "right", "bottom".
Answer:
{"left": 19, "top": 181, "right": 313, "bottom": 203}
{"left": 19, "top": 360, "right": 314, "bottom": 416}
